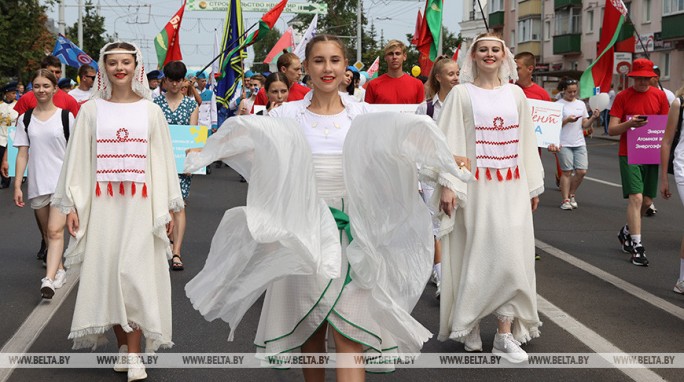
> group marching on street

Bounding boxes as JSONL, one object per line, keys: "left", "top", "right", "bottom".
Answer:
{"left": 1, "top": 5, "right": 683, "bottom": 382}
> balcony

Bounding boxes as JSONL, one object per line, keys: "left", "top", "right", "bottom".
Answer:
{"left": 553, "top": 34, "right": 581, "bottom": 55}
{"left": 662, "top": 13, "right": 684, "bottom": 40}
{"left": 554, "top": 0, "right": 582, "bottom": 10}
{"left": 518, "top": 41, "right": 541, "bottom": 56}
{"left": 489, "top": 11, "right": 504, "bottom": 28}
{"left": 518, "top": 0, "right": 542, "bottom": 19}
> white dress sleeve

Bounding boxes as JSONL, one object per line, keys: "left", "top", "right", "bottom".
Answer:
{"left": 184, "top": 115, "right": 341, "bottom": 340}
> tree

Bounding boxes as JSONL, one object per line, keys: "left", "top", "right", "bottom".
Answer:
{"left": 0, "top": 0, "right": 55, "bottom": 85}
{"left": 251, "top": 27, "right": 282, "bottom": 73}
{"left": 65, "top": 1, "right": 107, "bottom": 79}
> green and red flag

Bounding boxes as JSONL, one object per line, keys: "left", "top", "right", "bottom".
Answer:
{"left": 264, "top": 27, "right": 295, "bottom": 64}
{"left": 154, "top": 0, "right": 186, "bottom": 68}
{"left": 579, "top": 0, "right": 630, "bottom": 98}
{"left": 220, "top": 0, "right": 289, "bottom": 74}
{"left": 366, "top": 56, "right": 380, "bottom": 79}
{"left": 415, "top": 0, "right": 442, "bottom": 75}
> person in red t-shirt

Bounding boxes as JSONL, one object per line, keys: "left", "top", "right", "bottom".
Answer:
{"left": 364, "top": 40, "right": 424, "bottom": 104}
{"left": 609, "top": 58, "right": 670, "bottom": 266}
{"left": 14, "top": 56, "right": 80, "bottom": 117}
{"left": 251, "top": 52, "right": 310, "bottom": 113}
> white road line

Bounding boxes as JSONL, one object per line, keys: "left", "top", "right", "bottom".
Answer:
{"left": 537, "top": 295, "right": 663, "bottom": 382}
{"left": 536, "top": 239, "right": 684, "bottom": 320}
{"left": 585, "top": 176, "right": 621, "bottom": 188}
{"left": 0, "top": 267, "right": 80, "bottom": 382}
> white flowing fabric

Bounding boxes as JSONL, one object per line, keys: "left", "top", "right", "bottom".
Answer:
{"left": 185, "top": 112, "right": 471, "bottom": 354}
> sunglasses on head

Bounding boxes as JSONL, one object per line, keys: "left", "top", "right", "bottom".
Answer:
{"left": 85, "top": 75, "right": 96, "bottom": 80}
{"left": 565, "top": 79, "right": 578, "bottom": 84}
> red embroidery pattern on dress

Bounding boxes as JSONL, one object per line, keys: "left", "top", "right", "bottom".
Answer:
{"left": 475, "top": 139, "right": 520, "bottom": 145}
{"left": 475, "top": 124, "right": 519, "bottom": 131}
{"left": 96, "top": 154, "right": 147, "bottom": 159}
{"left": 96, "top": 138, "right": 147, "bottom": 143}
{"left": 96, "top": 169, "right": 146, "bottom": 174}
{"left": 116, "top": 128, "right": 129, "bottom": 141}
{"left": 476, "top": 154, "right": 519, "bottom": 160}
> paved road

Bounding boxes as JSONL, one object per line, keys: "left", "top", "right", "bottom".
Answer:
{"left": 1, "top": 137, "right": 682, "bottom": 381}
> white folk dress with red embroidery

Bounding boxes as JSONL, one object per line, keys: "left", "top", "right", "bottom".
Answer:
{"left": 465, "top": 83, "right": 521, "bottom": 181}
{"left": 95, "top": 99, "right": 148, "bottom": 197}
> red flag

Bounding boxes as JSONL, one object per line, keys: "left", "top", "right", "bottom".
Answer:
{"left": 452, "top": 42, "right": 461, "bottom": 62}
{"left": 154, "top": 0, "right": 186, "bottom": 68}
{"left": 264, "top": 27, "right": 295, "bottom": 64}
{"left": 411, "top": 9, "right": 423, "bottom": 46}
{"left": 260, "top": 0, "right": 287, "bottom": 31}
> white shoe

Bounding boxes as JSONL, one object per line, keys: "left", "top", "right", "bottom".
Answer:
{"left": 674, "top": 279, "right": 684, "bottom": 294}
{"left": 113, "top": 345, "right": 129, "bottom": 372}
{"left": 40, "top": 278, "right": 55, "bottom": 299}
{"left": 463, "top": 323, "right": 482, "bottom": 352}
{"left": 492, "top": 332, "right": 528, "bottom": 363}
{"left": 434, "top": 282, "right": 440, "bottom": 299}
{"left": 430, "top": 269, "right": 439, "bottom": 286}
{"left": 127, "top": 354, "right": 147, "bottom": 381}
{"left": 53, "top": 269, "right": 67, "bottom": 289}
{"left": 569, "top": 196, "right": 578, "bottom": 209}
{"left": 560, "top": 200, "right": 573, "bottom": 210}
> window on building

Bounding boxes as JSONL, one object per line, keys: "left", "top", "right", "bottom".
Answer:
{"left": 662, "top": 52, "right": 671, "bottom": 79}
{"left": 544, "top": 20, "right": 551, "bottom": 40}
{"left": 510, "top": 30, "right": 516, "bottom": 48}
{"left": 490, "top": 0, "right": 504, "bottom": 13}
{"left": 587, "top": 10, "right": 594, "bottom": 32}
{"left": 664, "top": 0, "right": 684, "bottom": 15}
{"left": 643, "top": 0, "right": 651, "bottom": 22}
{"left": 518, "top": 18, "right": 542, "bottom": 42}
{"left": 555, "top": 7, "right": 582, "bottom": 35}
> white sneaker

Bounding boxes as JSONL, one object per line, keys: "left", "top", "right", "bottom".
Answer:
{"left": 53, "top": 269, "right": 67, "bottom": 289}
{"left": 40, "top": 278, "right": 55, "bottom": 299}
{"left": 127, "top": 354, "right": 147, "bottom": 382}
{"left": 434, "top": 282, "right": 440, "bottom": 299}
{"left": 492, "top": 332, "right": 528, "bottom": 363}
{"left": 674, "top": 279, "right": 684, "bottom": 294}
{"left": 569, "top": 196, "right": 578, "bottom": 209}
{"left": 113, "top": 345, "right": 129, "bottom": 372}
{"left": 560, "top": 200, "right": 573, "bottom": 210}
{"left": 464, "top": 323, "right": 482, "bottom": 352}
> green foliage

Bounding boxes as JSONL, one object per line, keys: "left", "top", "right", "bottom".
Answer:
{"left": 251, "top": 27, "right": 282, "bottom": 73}
{"left": 65, "top": 1, "right": 107, "bottom": 79}
{"left": 0, "top": 0, "right": 55, "bottom": 85}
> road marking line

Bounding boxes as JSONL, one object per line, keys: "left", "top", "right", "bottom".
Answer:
{"left": 536, "top": 239, "right": 684, "bottom": 320}
{"left": 585, "top": 176, "right": 621, "bottom": 188}
{"left": 537, "top": 295, "right": 663, "bottom": 382}
{"left": 0, "top": 267, "right": 80, "bottom": 382}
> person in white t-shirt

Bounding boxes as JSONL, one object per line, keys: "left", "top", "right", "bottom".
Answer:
{"left": 68, "top": 64, "right": 96, "bottom": 103}
{"left": 556, "top": 79, "right": 599, "bottom": 210}
{"left": 13, "top": 69, "right": 74, "bottom": 298}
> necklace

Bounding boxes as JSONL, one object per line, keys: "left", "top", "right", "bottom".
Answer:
{"left": 311, "top": 120, "right": 341, "bottom": 139}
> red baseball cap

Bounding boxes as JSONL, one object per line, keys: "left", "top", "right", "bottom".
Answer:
{"left": 627, "top": 58, "right": 657, "bottom": 78}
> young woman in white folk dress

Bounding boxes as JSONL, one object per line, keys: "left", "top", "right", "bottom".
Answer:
{"left": 52, "top": 41, "right": 183, "bottom": 381}
{"left": 437, "top": 32, "right": 545, "bottom": 363}
{"left": 185, "top": 35, "right": 471, "bottom": 381}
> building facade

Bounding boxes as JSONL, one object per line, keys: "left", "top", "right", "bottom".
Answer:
{"left": 486, "top": 0, "right": 684, "bottom": 96}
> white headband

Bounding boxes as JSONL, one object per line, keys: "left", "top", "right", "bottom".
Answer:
{"left": 473, "top": 37, "right": 505, "bottom": 45}
{"left": 102, "top": 49, "right": 138, "bottom": 55}
{"left": 458, "top": 35, "right": 519, "bottom": 85}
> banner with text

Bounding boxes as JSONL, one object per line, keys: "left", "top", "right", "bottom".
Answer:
{"left": 170, "top": 124, "right": 208, "bottom": 175}
{"left": 528, "top": 99, "right": 563, "bottom": 148}
{"left": 626, "top": 115, "right": 668, "bottom": 165}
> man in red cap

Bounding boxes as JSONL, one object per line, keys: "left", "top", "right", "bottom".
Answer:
{"left": 608, "top": 58, "right": 670, "bottom": 266}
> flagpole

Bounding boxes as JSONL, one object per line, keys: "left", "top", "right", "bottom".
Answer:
{"left": 623, "top": 14, "right": 664, "bottom": 89}
{"left": 196, "top": 21, "right": 258, "bottom": 77}
{"left": 476, "top": 0, "right": 489, "bottom": 32}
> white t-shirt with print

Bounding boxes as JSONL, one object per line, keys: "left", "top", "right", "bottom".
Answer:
{"left": 557, "top": 98, "right": 588, "bottom": 147}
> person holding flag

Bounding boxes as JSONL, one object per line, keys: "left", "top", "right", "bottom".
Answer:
{"left": 364, "top": 40, "right": 424, "bottom": 104}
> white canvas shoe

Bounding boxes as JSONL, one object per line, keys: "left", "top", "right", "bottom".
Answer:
{"left": 492, "top": 332, "right": 528, "bottom": 363}
{"left": 127, "top": 354, "right": 147, "bottom": 381}
{"left": 53, "top": 269, "right": 67, "bottom": 289}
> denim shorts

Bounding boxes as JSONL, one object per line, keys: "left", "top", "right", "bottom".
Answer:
{"left": 558, "top": 145, "right": 588, "bottom": 171}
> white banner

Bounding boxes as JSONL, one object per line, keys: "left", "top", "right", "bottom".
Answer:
{"left": 2, "top": 353, "right": 684, "bottom": 368}
{"left": 528, "top": 99, "right": 563, "bottom": 148}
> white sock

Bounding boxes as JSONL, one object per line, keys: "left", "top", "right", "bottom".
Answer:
{"left": 631, "top": 235, "right": 642, "bottom": 245}
{"left": 433, "top": 263, "right": 442, "bottom": 280}
{"left": 679, "top": 259, "right": 684, "bottom": 281}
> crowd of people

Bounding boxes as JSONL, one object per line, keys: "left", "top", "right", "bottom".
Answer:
{"left": 0, "top": 31, "right": 682, "bottom": 382}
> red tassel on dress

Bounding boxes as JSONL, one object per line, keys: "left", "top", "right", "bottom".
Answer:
{"left": 119, "top": 182, "right": 125, "bottom": 196}
{"left": 131, "top": 182, "right": 136, "bottom": 196}
{"left": 142, "top": 183, "right": 148, "bottom": 198}
{"left": 485, "top": 168, "right": 492, "bottom": 181}
{"left": 496, "top": 169, "right": 503, "bottom": 181}
{"left": 515, "top": 166, "right": 520, "bottom": 179}
{"left": 107, "top": 182, "right": 113, "bottom": 197}
{"left": 95, "top": 182, "right": 101, "bottom": 197}
{"left": 475, "top": 168, "right": 479, "bottom": 180}
{"left": 506, "top": 168, "right": 513, "bottom": 180}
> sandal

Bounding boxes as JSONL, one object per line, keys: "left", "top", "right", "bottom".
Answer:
{"left": 171, "top": 254, "right": 184, "bottom": 271}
